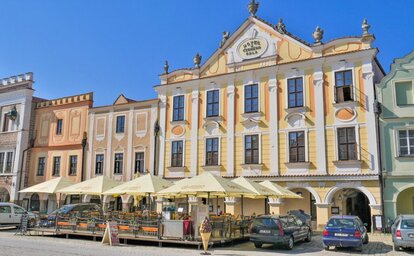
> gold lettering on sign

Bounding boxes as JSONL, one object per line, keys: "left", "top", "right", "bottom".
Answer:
{"left": 237, "top": 37, "right": 268, "bottom": 59}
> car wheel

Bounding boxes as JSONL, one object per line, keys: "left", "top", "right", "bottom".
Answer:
{"left": 393, "top": 244, "right": 401, "bottom": 251}
{"left": 304, "top": 231, "right": 311, "bottom": 242}
{"left": 286, "top": 237, "right": 294, "bottom": 250}
{"left": 254, "top": 243, "right": 262, "bottom": 248}
{"left": 363, "top": 234, "right": 369, "bottom": 244}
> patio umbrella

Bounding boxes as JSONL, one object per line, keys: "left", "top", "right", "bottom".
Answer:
{"left": 57, "top": 176, "right": 121, "bottom": 195}
{"left": 232, "top": 176, "right": 279, "bottom": 216}
{"left": 157, "top": 172, "right": 252, "bottom": 214}
{"left": 19, "top": 177, "right": 76, "bottom": 194}
{"left": 103, "top": 173, "right": 173, "bottom": 213}
{"left": 259, "top": 180, "right": 302, "bottom": 214}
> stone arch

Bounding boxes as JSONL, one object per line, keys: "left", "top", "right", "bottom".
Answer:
{"left": 324, "top": 184, "right": 377, "bottom": 205}
{"left": 285, "top": 185, "right": 322, "bottom": 204}
{"left": 0, "top": 187, "right": 10, "bottom": 202}
{"left": 392, "top": 183, "right": 414, "bottom": 203}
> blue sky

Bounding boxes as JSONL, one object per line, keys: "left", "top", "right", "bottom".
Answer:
{"left": 0, "top": 0, "right": 413, "bottom": 106}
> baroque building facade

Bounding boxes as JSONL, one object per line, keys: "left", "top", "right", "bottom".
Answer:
{"left": 155, "top": 7, "right": 384, "bottom": 230}
{"left": 21, "top": 92, "right": 93, "bottom": 212}
{"left": 86, "top": 95, "right": 158, "bottom": 210}
{"left": 0, "top": 73, "right": 34, "bottom": 203}
{"left": 377, "top": 50, "right": 414, "bottom": 221}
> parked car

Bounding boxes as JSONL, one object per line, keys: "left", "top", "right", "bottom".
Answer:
{"left": 288, "top": 210, "right": 312, "bottom": 231}
{"left": 249, "top": 214, "right": 311, "bottom": 250}
{"left": 0, "top": 202, "right": 37, "bottom": 227}
{"left": 322, "top": 215, "right": 368, "bottom": 251}
{"left": 47, "top": 203, "right": 102, "bottom": 221}
{"left": 391, "top": 215, "right": 414, "bottom": 251}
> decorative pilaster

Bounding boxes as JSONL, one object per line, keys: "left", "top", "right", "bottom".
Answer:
{"left": 268, "top": 198, "right": 284, "bottom": 215}
{"left": 106, "top": 111, "right": 114, "bottom": 177}
{"left": 126, "top": 108, "right": 134, "bottom": 180}
{"left": 269, "top": 75, "right": 279, "bottom": 176}
{"left": 158, "top": 93, "right": 167, "bottom": 177}
{"left": 86, "top": 113, "right": 94, "bottom": 180}
{"left": 315, "top": 203, "right": 331, "bottom": 231}
{"left": 227, "top": 82, "right": 235, "bottom": 176}
{"left": 191, "top": 89, "right": 199, "bottom": 177}
{"left": 313, "top": 68, "right": 327, "bottom": 174}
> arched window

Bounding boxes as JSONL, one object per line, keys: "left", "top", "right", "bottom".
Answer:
{"left": 30, "top": 193, "right": 40, "bottom": 211}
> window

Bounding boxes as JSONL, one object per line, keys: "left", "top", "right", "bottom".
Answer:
{"left": 134, "top": 152, "right": 145, "bottom": 174}
{"left": 4, "top": 152, "right": 13, "bottom": 173}
{"left": 173, "top": 95, "right": 185, "bottom": 121}
{"left": 337, "top": 127, "right": 357, "bottom": 160}
{"left": 289, "top": 131, "right": 305, "bottom": 162}
{"left": 37, "top": 157, "right": 45, "bottom": 176}
{"left": 206, "top": 138, "right": 219, "bottom": 166}
{"left": 0, "top": 206, "right": 11, "bottom": 213}
{"left": 13, "top": 206, "right": 25, "bottom": 214}
{"left": 68, "top": 155, "right": 77, "bottom": 176}
{"left": 95, "top": 154, "right": 104, "bottom": 175}
{"left": 116, "top": 116, "right": 125, "bottom": 133}
{"left": 171, "top": 141, "right": 183, "bottom": 167}
{"left": 56, "top": 119, "right": 63, "bottom": 135}
{"left": 2, "top": 114, "right": 9, "bottom": 132}
{"left": 0, "top": 153, "right": 4, "bottom": 173}
{"left": 398, "top": 130, "right": 414, "bottom": 156}
{"left": 52, "top": 156, "right": 61, "bottom": 176}
{"left": 245, "top": 84, "right": 259, "bottom": 113}
{"left": 245, "top": 135, "right": 259, "bottom": 164}
{"left": 335, "top": 70, "right": 353, "bottom": 102}
{"left": 206, "top": 90, "right": 219, "bottom": 117}
{"left": 114, "top": 153, "right": 123, "bottom": 174}
{"left": 288, "top": 78, "right": 304, "bottom": 108}
{"left": 395, "top": 81, "right": 414, "bottom": 106}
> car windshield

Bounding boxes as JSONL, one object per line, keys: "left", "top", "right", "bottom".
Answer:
{"left": 50, "top": 205, "right": 74, "bottom": 215}
{"left": 401, "top": 219, "right": 414, "bottom": 229}
{"left": 252, "top": 218, "right": 279, "bottom": 229}
{"left": 327, "top": 218, "right": 356, "bottom": 228}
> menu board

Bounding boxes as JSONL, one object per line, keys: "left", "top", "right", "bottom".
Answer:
{"left": 102, "top": 221, "right": 119, "bottom": 246}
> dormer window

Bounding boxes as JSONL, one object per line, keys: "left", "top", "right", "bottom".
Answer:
{"left": 335, "top": 70, "right": 353, "bottom": 103}
{"left": 173, "top": 95, "right": 185, "bottom": 121}
{"left": 245, "top": 84, "right": 258, "bottom": 113}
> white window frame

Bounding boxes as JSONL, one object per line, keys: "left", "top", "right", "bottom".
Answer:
{"left": 242, "top": 133, "right": 261, "bottom": 164}
{"left": 205, "top": 89, "right": 221, "bottom": 118}
{"left": 113, "top": 151, "right": 124, "bottom": 175}
{"left": 170, "top": 139, "right": 185, "bottom": 167}
{"left": 285, "top": 69, "right": 306, "bottom": 109}
{"left": 203, "top": 136, "right": 221, "bottom": 166}
{"left": 0, "top": 150, "right": 14, "bottom": 174}
{"left": 393, "top": 79, "right": 414, "bottom": 108}
{"left": 134, "top": 150, "right": 146, "bottom": 174}
{"left": 395, "top": 128, "right": 414, "bottom": 157}
{"left": 115, "top": 114, "right": 126, "bottom": 134}
{"left": 331, "top": 61, "right": 356, "bottom": 104}
{"left": 171, "top": 94, "right": 186, "bottom": 122}
{"left": 36, "top": 155, "right": 47, "bottom": 176}
{"left": 285, "top": 128, "right": 309, "bottom": 163}
{"left": 243, "top": 77, "right": 261, "bottom": 114}
{"left": 333, "top": 125, "right": 360, "bottom": 161}
{"left": 94, "top": 152, "right": 105, "bottom": 175}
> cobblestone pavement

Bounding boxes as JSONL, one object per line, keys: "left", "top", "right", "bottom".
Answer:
{"left": 0, "top": 230, "right": 412, "bottom": 256}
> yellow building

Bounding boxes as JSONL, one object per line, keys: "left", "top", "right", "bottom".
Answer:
{"left": 155, "top": 3, "right": 385, "bottom": 230}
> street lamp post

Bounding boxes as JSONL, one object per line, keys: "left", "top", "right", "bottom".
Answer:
{"left": 81, "top": 132, "right": 87, "bottom": 182}
{"left": 153, "top": 120, "right": 160, "bottom": 176}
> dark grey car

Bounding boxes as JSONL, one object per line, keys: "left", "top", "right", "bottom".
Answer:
{"left": 249, "top": 214, "right": 311, "bottom": 250}
{"left": 391, "top": 215, "right": 414, "bottom": 251}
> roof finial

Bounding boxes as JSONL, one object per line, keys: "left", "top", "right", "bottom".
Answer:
{"left": 164, "top": 60, "right": 169, "bottom": 74}
{"left": 247, "top": 0, "right": 259, "bottom": 17}
{"left": 276, "top": 18, "right": 287, "bottom": 34}
{"left": 220, "top": 31, "right": 230, "bottom": 48}
{"left": 362, "top": 18, "right": 371, "bottom": 36}
{"left": 312, "top": 26, "right": 324, "bottom": 45}
{"left": 194, "top": 53, "right": 202, "bottom": 68}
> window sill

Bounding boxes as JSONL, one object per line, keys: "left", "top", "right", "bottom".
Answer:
{"left": 333, "top": 160, "right": 362, "bottom": 167}
{"left": 332, "top": 101, "right": 356, "bottom": 108}
{"left": 284, "top": 161, "right": 310, "bottom": 169}
{"left": 167, "top": 166, "right": 185, "bottom": 172}
{"left": 395, "top": 156, "right": 414, "bottom": 160}
{"left": 241, "top": 163, "right": 263, "bottom": 168}
{"left": 285, "top": 106, "right": 307, "bottom": 114}
{"left": 113, "top": 173, "right": 123, "bottom": 176}
{"left": 170, "top": 120, "right": 188, "bottom": 126}
{"left": 203, "top": 116, "right": 223, "bottom": 122}
{"left": 201, "top": 165, "right": 222, "bottom": 170}
{"left": 0, "top": 173, "right": 13, "bottom": 176}
{"left": 241, "top": 112, "right": 263, "bottom": 119}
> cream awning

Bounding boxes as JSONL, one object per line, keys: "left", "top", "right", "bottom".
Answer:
{"left": 231, "top": 176, "right": 278, "bottom": 198}
{"left": 19, "top": 177, "right": 76, "bottom": 194}
{"left": 57, "top": 176, "right": 121, "bottom": 195}
{"left": 259, "top": 180, "right": 303, "bottom": 199}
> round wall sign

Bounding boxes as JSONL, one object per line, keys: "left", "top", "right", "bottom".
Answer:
{"left": 237, "top": 37, "right": 268, "bottom": 60}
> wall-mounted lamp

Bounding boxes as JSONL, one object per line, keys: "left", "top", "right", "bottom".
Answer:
{"left": 7, "top": 105, "right": 17, "bottom": 120}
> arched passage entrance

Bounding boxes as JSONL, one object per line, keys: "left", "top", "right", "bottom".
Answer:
{"left": 30, "top": 193, "right": 40, "bottom": 211}
{"left": 0, "top": 187, "right": 10, "bottom": 202}
{"left": 396, "top": 187, "right": 414, "bottom": 215}
{"left": 325, "top": 187, "right": 374, "bottom": 231}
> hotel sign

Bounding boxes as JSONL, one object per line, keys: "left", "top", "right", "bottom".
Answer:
{"left": 237, "top": 37, "right": 268, "bottom": 60}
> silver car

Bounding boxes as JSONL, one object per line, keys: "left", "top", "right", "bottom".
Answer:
{"left": 391, "top": 215, "right": 414, "bottom": 251}
{"left": 0, "top": 202, "right": 37, "bottom": 227}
